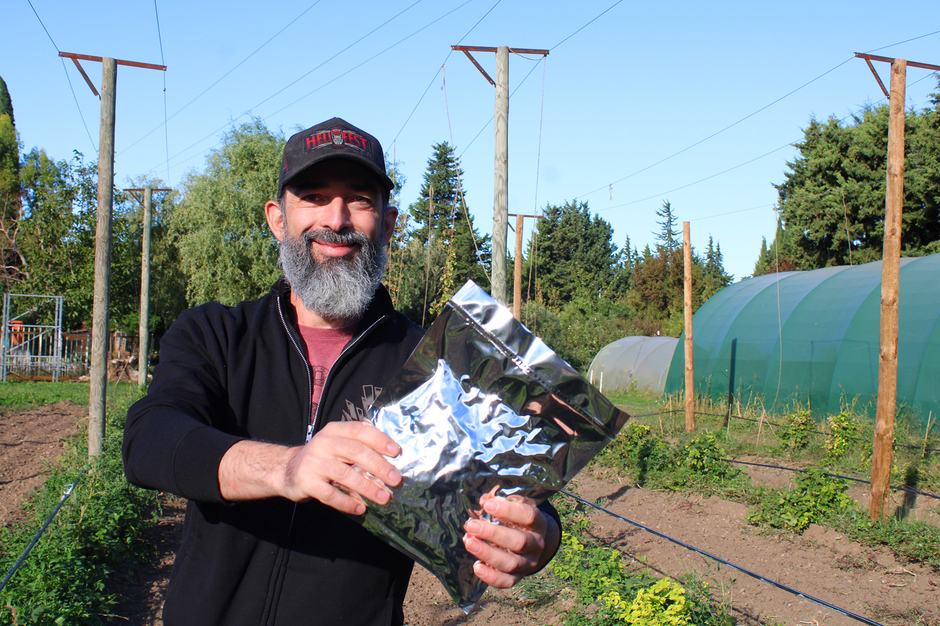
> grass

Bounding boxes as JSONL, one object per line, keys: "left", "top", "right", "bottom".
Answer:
{"left": 0, "top": 381, "right": 156, "bottom": 626}
{"left": 0, "top": 381, "right": 91, "bottom": 412}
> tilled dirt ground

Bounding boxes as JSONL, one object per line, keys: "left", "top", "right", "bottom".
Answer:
{"left": 2, "top": 406, "right": 938, "bottom": 625}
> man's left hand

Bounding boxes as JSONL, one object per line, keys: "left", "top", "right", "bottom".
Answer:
{"left": 462, "top": 493, "right": 561, "bottom": 589}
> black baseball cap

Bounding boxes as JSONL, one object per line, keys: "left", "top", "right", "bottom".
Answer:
{"left": 277, "top": 117, "right": 394, "bottom": 198}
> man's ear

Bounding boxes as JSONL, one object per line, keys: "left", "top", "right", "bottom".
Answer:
{"left": 382, "top": 206, "right": 399, "bottom": 246}
{"left": 264, "top": 199, "right": 286, "bottom": 242}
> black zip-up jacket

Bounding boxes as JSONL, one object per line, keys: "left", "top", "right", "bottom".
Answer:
{"left": 123, "top": 280, "right": 423, "bottom": 626}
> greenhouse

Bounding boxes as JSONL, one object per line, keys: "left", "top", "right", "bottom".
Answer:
{"left": 587, "top": 336, "right": 678, "bottom": 394}
{"left": 592, "top": 254, "right": 940, "bottom": 428}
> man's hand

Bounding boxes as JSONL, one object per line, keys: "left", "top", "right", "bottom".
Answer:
{"left": 218, "top": 421, "right": 403, "bottom": 515}
{"left": 461, "top": 493, "right": 561, "bottom": 588}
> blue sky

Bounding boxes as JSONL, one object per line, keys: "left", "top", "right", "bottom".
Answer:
{"left": 3, "top": 0, "right": 939, "bottom": 282}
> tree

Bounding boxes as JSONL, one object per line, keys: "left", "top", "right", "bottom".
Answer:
{"left": 0, "top": 75, "right": 21, "bottom": 282}
{"left": 172, "top": 119, "right": 284, "bottom": 306}
{"left": 772, "top": 84, "right": 940, "bottom": 270}
{"left": 535, "top": 200, "right": 619, "bottom": 307}
{"left": 654, "top": 200, "right": 680, "bottom": 252}
{"left": 397, "top": 142, "right": 490, "bottom": 326}
{"left": 702, "top": 235, "right": 732, "bottom": 299}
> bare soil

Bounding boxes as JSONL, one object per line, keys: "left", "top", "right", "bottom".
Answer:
{"left": 2, "top": 407, "right": 938, "bottom": 626}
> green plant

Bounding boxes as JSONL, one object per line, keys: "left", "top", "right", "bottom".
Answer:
{"left": 681, "top": 434, "right": 736, "bottom": 482}
{"left": 746, "top": 465, "right": 853, "bottom": 533}
{"left": 0, "top": 384, "right": 156, "bottom": 625}
{"left": 825, "top": 410, "right": 858, "bottom": 461}
{"left": 777, "top": 409, "right": 814, "bottom": 452}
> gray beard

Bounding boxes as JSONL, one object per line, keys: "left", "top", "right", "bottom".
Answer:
{"left": 279, "top": 227, "right": 387, "bottom": 323}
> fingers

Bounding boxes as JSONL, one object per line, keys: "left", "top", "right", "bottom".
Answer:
{"left": 285, "top": 421, "right": 402, "bottom": 515}
{"left": 462, "top": 495, "right": 550, "bottom": 589}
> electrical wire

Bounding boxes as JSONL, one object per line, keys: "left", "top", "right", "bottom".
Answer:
{"left": 121, "top": 0, "right": 326, "bottom": 157}
{"left": 154, "top": 0, "right": 171, "bottom": 184}
{"left": 26, "top": 0, "right": 97, "bottom": 155}
{"left": 145, "top": 1, "right": 469, "bottom": 178}
{"left": 560, "top": 489, "right": 886, "bottom": 626}
{"left": 393, "top": 0, "right": 502, "bottom": 145}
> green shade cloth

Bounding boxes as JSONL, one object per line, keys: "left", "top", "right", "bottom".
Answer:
{"left": 663, "top": 255, "right": 940, "bottom": 427}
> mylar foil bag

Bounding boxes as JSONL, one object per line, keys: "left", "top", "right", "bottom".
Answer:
{"left": 361, "top": 281, "right": 629, "bottom": 610}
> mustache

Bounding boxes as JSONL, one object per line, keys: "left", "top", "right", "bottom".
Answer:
{"left": 301, "top": 228, "right": 369, "bottom": 248}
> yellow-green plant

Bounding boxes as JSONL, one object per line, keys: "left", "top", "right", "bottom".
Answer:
{"left": 825, "top": 410, "right": 858, "bottom": 460}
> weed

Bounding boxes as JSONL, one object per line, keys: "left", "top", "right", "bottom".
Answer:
{"left": 777, "top": 409, "right": 814, "bottom": 453}
{"left": 746, "top": 466, "right": 853, "bottom": 533}
{"left": 825, "top": 411, "right": 858, "bottom": 461}
{"left": 0, "top": 383, "right": 154, "bottom": 625}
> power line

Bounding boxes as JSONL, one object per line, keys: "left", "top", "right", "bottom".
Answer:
{"left": 141, "top": 0, "right": 440, "bottom": 178}
{"left": 27, "top": 0, "right": 97, "bottom": 155}
{"left": 576, "top": 28, "right": 940, "bottom": 206}
{"left": 154, "top": 0, "right": 170, "bottom": 184}
{"left": 394, "top": 0, "right": 502, "bottom": 144}
{"left": 120, "top": 0, "right": 326, "bottom": 158}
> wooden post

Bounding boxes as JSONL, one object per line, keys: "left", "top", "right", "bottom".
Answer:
{"left": 492, "top": 46, "right": 509, "bottom": 305}
{"left": 870, "top": 58, "right": 906, "bottom": 521}
{"left": 512, "top": 214, "right": 524, "bottom": 320}
{"left": 138, "top": 187, "right": 152, "bottom": 389}
{"left": 89, "top": 57, "right": 117, "bottom": 458}
{"left": 683, "top": 221, "right": 695, "bottom": 432}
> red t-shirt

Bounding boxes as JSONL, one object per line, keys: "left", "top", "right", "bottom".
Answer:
{"left": 298, "top": 324, "right": 355, "bottom": 424}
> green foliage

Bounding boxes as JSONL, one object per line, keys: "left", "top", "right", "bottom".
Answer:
{"left": 536, "top": 200, "right": 620, "bottom": 308}
{"left": 549, "top": 531, "right": 731, "bottom": 626}
{"left": 394, "top": 142, "right": 489, "bottom": 326}
{"left": 824, "top": 410, "right": 858, "bottom": 461}
{"left": 0, "top": 384, "right": 157, "bottom": 625}
{"left": 173, "top": 119, "right": 283, "bottom": 306}
{"left": 777, "top": 409, "right": 814, "bottom": 453}
{"left": 681, "top": 434, "right": 737, "bottom": 483}
{"left": 835, "top": 514, "right": 940, "bottom": 571}
{"left": 761, "top": 83, "right": 940, "bottom": 273}
{"left": 746, "top": 466, "right": 853, "bottom": 533}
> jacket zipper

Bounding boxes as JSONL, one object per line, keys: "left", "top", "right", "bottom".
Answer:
{"left": 269, "top": 293, "right": 390, "bottom": 626}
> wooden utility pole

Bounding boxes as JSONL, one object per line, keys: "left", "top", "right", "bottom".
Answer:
{"left": 683, "top": 222, "right": 695, "bottom": 432}
{"left": 508, "top": 213, "right": 543, "bottom": 321}
{"left": 60, "top": 52, "right": 166, "bottom": 458}
{"left": 88, "top": 57, "right": 117, "bottom": 460}
{"left": 856, "top": 53, "right": 940, "bottom": 520}
{"left": 451, "top": 45, "right": 549, "bottom": 305}
{"left": 125, "top": 187, "right": 172, "bottom": 389}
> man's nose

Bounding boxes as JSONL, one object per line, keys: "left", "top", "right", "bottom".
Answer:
{"left": 321, "top": 196, "right": 353, "bottom": 231}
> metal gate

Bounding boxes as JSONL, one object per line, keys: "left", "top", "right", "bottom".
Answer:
{"left": 0, "top": 293, "right": 88, "bottom": 382}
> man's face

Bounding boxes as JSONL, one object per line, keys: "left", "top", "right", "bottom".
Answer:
{"left": 264, "top": 159, "right": 399, "bottom": 322}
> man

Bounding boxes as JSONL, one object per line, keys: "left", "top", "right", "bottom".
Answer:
{"left": 123, "top": 117, "right": 560, "bottom": 626}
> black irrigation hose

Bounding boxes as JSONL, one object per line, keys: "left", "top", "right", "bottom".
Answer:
{"left": 656, "top": 409, "right": 940, "bottom": 454}
{"left": 560, "top": 489, "right": 885, "bottom": 626}
{"left": 727, "top": 458, "right": 940, "bottom": 501}
{"left": 0, "top": 470, "right": 85, "bottom": 594}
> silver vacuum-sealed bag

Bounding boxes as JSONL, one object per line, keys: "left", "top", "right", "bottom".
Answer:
{"left": 361, "top": 281, "right": 629, "bottom": 610}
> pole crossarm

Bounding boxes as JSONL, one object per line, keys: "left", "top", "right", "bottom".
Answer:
{"left": 59, "top": 52, "right": 167, "bottom": 71}
{"left": 59, "top": 52, "right": 166, "bottom": 97}
{"left": 855, "top": 53, "right": 940, "bottom": 99}
{"left": 451, "top": 45, "right": 549, "bottom": 86}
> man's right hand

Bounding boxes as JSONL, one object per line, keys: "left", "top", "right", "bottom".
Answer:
{"left": 218, "top": 421, "right": 403, "bottom": 515}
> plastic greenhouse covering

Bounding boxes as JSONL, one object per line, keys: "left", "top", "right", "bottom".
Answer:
{"left": 658, "top": 255, "right": 940, "bottom": 427}
{"left": 587, "top": 336, "right": 678, "bottom": 394}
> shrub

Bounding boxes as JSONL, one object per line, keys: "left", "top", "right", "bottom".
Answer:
{"left": 777, "top": 409, "right": 814, "bottom": 453}
{"left": 746, "top": 465, "right": 853, "bottom": 533}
